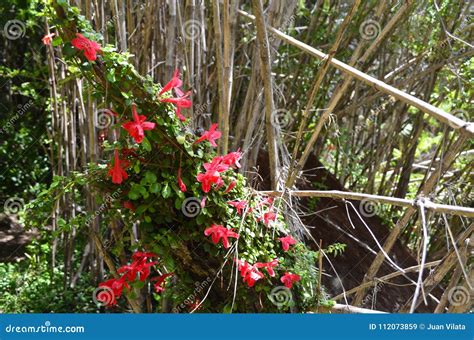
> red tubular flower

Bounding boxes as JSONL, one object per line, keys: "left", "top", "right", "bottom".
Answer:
{"left": 227, "top": 200, "right": 248, "bottom": 215}
{"left": 279, "top": 235, "right": 297, "bottom": 252}
{"left": 197, "top": 170, "right": 223, "bottom": 193}
{"left": 224, "top": 180, "right": 236, "bottom": 194}
{"left": 204, "top": 156, "right": 229, "bottom": 173}
{"left": 280, "top": 272, "right": 301, "bottom": 289}
{"left": 122, "top": 200, "right": 135, "bottom": 211}
{"left": 121, "top": 104, "right": 156, "bottom": 143}
{"left": 222, "top": 150, "right": 242, "bottom": 168}
{"left": 71, "top": 33, "right": 101, "bottom": 61}
{"left": 255, "top": 259, "right": 279, "bottom": 277}
{"left": 159, "top": 69, "right": 183, "bottom": 96}
{"left": 151, "top": 273, "right": 174, "bottom": 294}
{"left": 132, "top": 251, "right": 158, "bottom": 261}
{"left": 194, "top": 123, "right": 222, "bottom": 147}
{"left": 260, "top": 211, "right": 277, "bottom": 226}
{"left": 98, "top": 276, "right": 130, "bottom": 306}
{"left": 107, "top": 149, "right": 129, "bottom": 184}
{"left": 160, "top": 91, "right": 192, "bottom": 122}
{"left": 237, "top": 260, "right": 265, "bottom": 287}
{"left": 257, "top": 196, "right": 274, "bottom": 207}
{"left": 177, "top": 167, "right": 187, "bottom": 192}
{"left": 118, "top": 257, "right": 157, "bottom": 282}
{"left": 42, "top": 33, "right": 55, "bottom": 45}
{"left": 204, "top": 224, "right": 239, "bottom": 249}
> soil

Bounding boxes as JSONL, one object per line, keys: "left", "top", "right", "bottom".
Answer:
{"left": 0, "top": 213, "right": 37, "bottom": 262}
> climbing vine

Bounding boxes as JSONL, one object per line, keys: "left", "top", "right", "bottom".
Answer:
{"left": 25, "top": 2, "right": 333, "bottom": 313}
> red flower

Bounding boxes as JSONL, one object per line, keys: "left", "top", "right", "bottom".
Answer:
{"left": 194, "top": 123, "right": 222, "bottom": 147}
{"left": 159, "top": 69, "right": 183, "bottom": 96}
{"left": 279, "top": 235, "right": 297, "bottom": 252}
{"left": 107, "top": 149, "right": 129, "bottom": 184}
{"left": 224, "top": 181, "right": 236, "bottom": 193}
{"left": 98, "top": 276, "right": 130, "bottom": 306}
{"left": 255, "top": 259, "right": 279, "bottom": 277}
{"left": 197, "top": 170, "right": 223, "bottom": 193}
{"left": 188, "top": 299, "right": 202, "bottom": 311}
{"left": 222, "top": 150, "right": 242, "bottom": 168}
{"left": 151, "top": 273, "right": 174, "bottom": 294}
{"left": 160, "top": 92, "right": 192, "bottom": 121}
{"left": 257, "top": 196, "right": 274, "bottom": 207}
{"left": 280, "top": 272, "right": 301, "bottom": 289}
{"left": 42, "top": 33, "right": 55, "bottom": 45}
{"left": 177, "top": 167, "right": 187, "bottom": 192}
{"left": 71, "top": 33, "right": 101, "bottom": 61}
{"left": 132, "top": 251, "right": 158, "bottom": 261}
{"left": 122, "top": 200, "right": 135, "bottom": 211}
{"left": 204, "top": 224, "right": 239, "bottom": 249}
{"left": 122, "top": 104, "right": 156, "bottom": 143}
{"left": 204, "top": 156, "right": 229, "bottom": 173}
{"left": 237, "top": 260, "right": 264, "bottom": 287}
{"left": 260, "top": 211, "right": 277, "bottom": 226}
{"left": 227, "top": 200, "right": 248, "bottom": 215}
{"left": 118, "top": 257, "right": 157, "bottom": 282}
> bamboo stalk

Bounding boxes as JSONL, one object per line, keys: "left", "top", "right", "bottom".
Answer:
{"left": 287, "top": 0, "right": 361, "bottom": 186}
{"left": 252, "top": 0, "right": 280, "bottom": 189}
{"left": 258, "top": 190, "right": 474, "bottom": 218}
{"left": 237, "top": 9, "right": 474, "bottom": 136}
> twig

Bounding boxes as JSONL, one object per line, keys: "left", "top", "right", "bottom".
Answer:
{"left": 258, "top": 190, "right": 474, "bottom": 217}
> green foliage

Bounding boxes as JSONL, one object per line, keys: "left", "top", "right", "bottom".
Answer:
{"left": 0, "top": 244, "right": 96, "bottom": 313}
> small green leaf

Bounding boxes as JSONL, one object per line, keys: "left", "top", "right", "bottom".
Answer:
{"left": 162, "top": 183, "right": 171, "bottom": 198}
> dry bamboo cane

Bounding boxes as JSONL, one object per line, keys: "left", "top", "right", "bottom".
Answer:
{"left": 252, "top": 0, "right": 280, "bottom": 189}
{"left": 238, "top": 9, "right": 474, "bottom": 136}
{"left": 351, "top": 134, "right": 468, "bottom": 305}
{"left": 399, "top": 224, "right": 473, "bottom": 312}
{"left": 258, "top": 190, "right": 474, "bottom": 218}
{"left": 287, "top": 0, "right": 361, "bottom": 186}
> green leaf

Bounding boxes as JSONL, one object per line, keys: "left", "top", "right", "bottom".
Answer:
{"left": 145, "top": 171, "right": 157, "bottom": 183}
{"left": 142, "top": 137, "right": 152, "bottom": 152}
{"left": 162, "top": 183, "right": 171, "bottom": 198}
{"left": 149, "top": 182, "right": 160, "bottom": 194}
{"left": 106, "top": 68, "right": 116, "bottom": 83}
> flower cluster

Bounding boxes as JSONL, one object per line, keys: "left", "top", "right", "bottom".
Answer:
{"left": 97, "top": 251, "right": 172, "bottom": 306}
{"left": 57, "top": 31, "right": 307, "bottom": 309}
